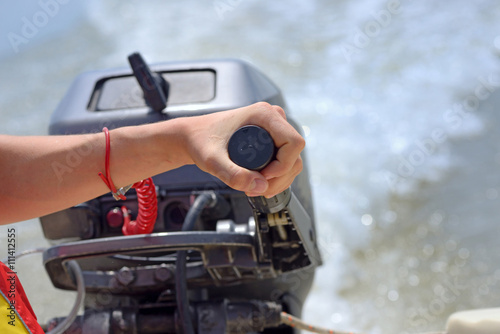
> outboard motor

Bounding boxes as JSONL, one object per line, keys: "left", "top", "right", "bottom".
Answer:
{"left": 40, "top": 53, "right": 321, "bottom": 333}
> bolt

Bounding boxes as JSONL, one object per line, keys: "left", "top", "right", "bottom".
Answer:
{"left": 154, "top": 265, "right": 172, "bottom": 282}
{"left": 116, "top": 267, "right": 135, "bottom": 286}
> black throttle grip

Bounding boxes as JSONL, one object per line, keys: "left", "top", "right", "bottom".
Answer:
{"left": 227, "top": 125, "right": 275, "bottom": 171}
{"left": 228, "top": 125, "right": 291, "bottom": 213}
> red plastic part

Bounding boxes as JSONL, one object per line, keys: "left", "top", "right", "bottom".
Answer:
{"left": 106, "top": 207, "right": 124, "bottom": 228}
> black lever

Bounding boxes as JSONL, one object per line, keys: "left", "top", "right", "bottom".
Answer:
{"left": 228, "top": 125, "right": 291, "bottom": 213}
{"left": 127, "top": 52, "right": 168, "bottom": 112}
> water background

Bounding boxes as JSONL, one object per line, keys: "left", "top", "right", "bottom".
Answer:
{"left": 1, "top": 1, "right": 500, "bottom": 333}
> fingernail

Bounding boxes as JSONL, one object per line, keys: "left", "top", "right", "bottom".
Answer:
{"left": 250, "top": 178, "right": 268, "bottom": 193}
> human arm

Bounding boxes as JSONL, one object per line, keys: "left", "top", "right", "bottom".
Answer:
{"left": 0, "top": 102, "right": 304, "bottom": 224}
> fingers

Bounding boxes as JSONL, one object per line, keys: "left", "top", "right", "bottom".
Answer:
{"left": 260, "top": 132, "right": 305, "bottom": 180}
{"left": 255, "top": 109, "right": 305, "bottom": 180}
{"left": 203, "top": 151, "right": 269, "bottom": 195}
{"left": 257, "top": 155, "right": 303, "bottom": 198}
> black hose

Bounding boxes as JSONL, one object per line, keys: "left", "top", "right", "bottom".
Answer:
{"left": 175, "top": 192, "right": 216, "bottom": 334}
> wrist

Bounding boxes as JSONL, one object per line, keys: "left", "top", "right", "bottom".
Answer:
{"left": 155, "top": 117, "right": 194, "bottom": 168}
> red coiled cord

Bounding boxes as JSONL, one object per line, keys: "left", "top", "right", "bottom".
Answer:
{"left": 121, "top": 178, "right": 158, "bottom": 235}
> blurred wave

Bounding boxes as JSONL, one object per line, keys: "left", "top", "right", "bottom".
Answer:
{"left": 1, "top": 1, "right": 500, "bottom": 333}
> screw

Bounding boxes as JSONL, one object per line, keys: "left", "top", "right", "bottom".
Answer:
{"left": 116, "top": 267, "right": 135, "bottom": 286}
{"left": 154, "top": 266, "right": 172, "bottom": 282}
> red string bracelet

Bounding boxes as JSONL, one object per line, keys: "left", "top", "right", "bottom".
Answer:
{"left": 97, "top": 127, "right": 158, "bottom": 235}
{"left": 98, "top": 127, "right": 130, "bottom": 200}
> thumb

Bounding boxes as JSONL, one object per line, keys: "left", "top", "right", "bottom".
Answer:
{"left": 208, "top": 156, "right": 269, "bottom": 195}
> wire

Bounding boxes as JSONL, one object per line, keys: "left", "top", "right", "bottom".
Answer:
{"left": 46, "top": 260, "right": 85, "bottom": 334}
{"left": 4, "top": 249, "right": 85, "bottom": 334}
{"left": 175, "top": 192, "right": 217, "bottom": 334}
{"left": 280, "top": 313, "right": 447, "bottom": 334}
{"left": 280, "top": 312, "right": 359, "bottom": 334}
{"left": 1, "top": 247, "right": 46, "bottom": 263}
{"left": 14, "top": 247, "right": 46, "bottom": 259}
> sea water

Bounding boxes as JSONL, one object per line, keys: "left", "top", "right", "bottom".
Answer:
{"left": 1, "top": 1, "right": 500, "bottom": 333}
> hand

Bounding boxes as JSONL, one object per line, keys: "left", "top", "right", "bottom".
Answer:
{"left": 184, "top": 102, "right": 305, "bottom": 198}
